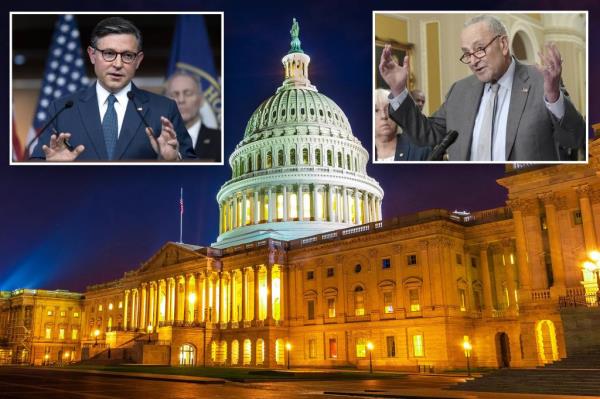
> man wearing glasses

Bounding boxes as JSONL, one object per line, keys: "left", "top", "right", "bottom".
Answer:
{"left": 379, "top": 14, "right": 585, "bottom": 161}
{"left": 32, "top": 17, "right": 195, "bottom": 161}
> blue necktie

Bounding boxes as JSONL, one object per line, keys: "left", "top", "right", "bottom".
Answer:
{"left": 102, "top": 94, "right": 118, "bottom": 160}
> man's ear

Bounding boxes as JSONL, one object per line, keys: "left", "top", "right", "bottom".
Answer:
{"left": 134, "top": 51, "right": 144, "bottom": 70}
{"left": 87, "top": 46, "right": 96, "bottom": 65}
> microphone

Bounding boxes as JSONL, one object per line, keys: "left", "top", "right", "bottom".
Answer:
{"left": 127, "top": 91, "right": 152, "bottom": 130}
{"left": 25, "top": 100, "right": 74, "bottom": 156}
{"left": 426, "top": 130, "right": 459, "bottom": 161}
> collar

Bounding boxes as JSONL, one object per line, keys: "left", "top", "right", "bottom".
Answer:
{"left": 96, "top": 81, "right": 132, "bottom": 106}
{"left": 487, "top": 57, "right": 515, "bottom": 92}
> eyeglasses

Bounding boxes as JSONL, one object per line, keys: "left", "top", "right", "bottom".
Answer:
{"left": 92, "top": 47, "right": 140, "bottom": 64}
{"left": 459, "top": 35, "right": 501, "bottom": 64}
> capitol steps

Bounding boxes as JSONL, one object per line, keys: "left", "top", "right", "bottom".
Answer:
{"left": 449, "top": 350, "right": 600, "bottom": 397}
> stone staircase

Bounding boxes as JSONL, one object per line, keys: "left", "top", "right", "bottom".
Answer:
{"left": 78, "top": 333, "right": 147, "bottom": 366}
{"left": 449, "top": 349, "right": 600, "bottom": 396}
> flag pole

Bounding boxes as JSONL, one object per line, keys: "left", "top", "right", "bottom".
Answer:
{"left": 179, "top": 187, "right": 183, "bottom": 243}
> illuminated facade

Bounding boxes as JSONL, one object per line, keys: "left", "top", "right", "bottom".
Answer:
{"left": 1, "top": 23, "right": 599, "bottom": 371}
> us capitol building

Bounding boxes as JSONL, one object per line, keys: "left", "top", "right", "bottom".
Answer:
{"left": 2, "top": 21, "right": 600, "bottom": 371}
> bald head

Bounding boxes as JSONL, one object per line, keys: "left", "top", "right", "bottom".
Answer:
{"left": 165, "top": 72, "right": 204, "bottom": 128}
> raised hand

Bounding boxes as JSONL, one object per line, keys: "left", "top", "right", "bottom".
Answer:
{"left": 379, "top": 44, "right": 409, "bottom": 97}
{"left": 536, "top": 42, "right": 562, "bottom": 103}
{"left": 42, "top": 133, "right": 85, "bottom": 161}
{"left": 145, "top": 116, "right": 180, "bottom": 161}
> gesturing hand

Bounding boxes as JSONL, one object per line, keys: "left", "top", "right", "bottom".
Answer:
{"left": 145, "top": 116, "right": 180, "bottom": 161}
{"left": 379, "top": 44, "right": 409, "bottom": 97}
{"left": 42, "top": 133, "right": 85, "bottom": 161}
{"left": 536, "top": 42, "right": 562, "bottom": 103}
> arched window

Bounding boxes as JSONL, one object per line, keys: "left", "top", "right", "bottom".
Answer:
{"left": 275, "top": 338, "right": 285, "bottom": 365}
{"left": 327, "top": 150, "right": 333, "bottom": 166}
{"left": 302, "top": 148, "right": 309, "bottom": 164}
{"left": 247, "top": 155, "right": 253, "bottom": 173}
{"left": 354, "top": 157, "right": 358, "bottom": 172}
{"left": 266, "top": 151, "right": 273, "bottom": 168}
{"left": 315, "top": 149, "right": 321, "bottom": 165}
{"left": 179, "top": 343, "right": 195, "bottom": 366}
{"left": 243, "top": 339, "right": 252, "bottom": 365}
{"left": 347, "top": 154, "right": 352, "bottom": 170}
{"left": 257, "top": 153, "right": 262, "bottom": 171}
{"left": 337, "top": 152, "right": 343, "bottom": 167}
{"left": 278, "top": 149, "right": 284, "bottom": 166}
{"left": 290, "top": 148, "right": 297, "bottom": 165}
{"left": 231, "top": 340, "right": 239, "bottom": 365}
{"left": 256, "top": 338, "right": 265, "bottom": 365}
{"left": 354, "top": 286, "right": 365, "bottom": 316}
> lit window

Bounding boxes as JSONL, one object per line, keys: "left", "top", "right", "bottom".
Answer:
{"left": 45, "top": 328, "right": 52, "bottom": 339}
{"left": 118, "top": 301, "right": 123, "bottom": 309}
{"left": 407, "top": 254, "right": 417, "bottom": 266}
{"left": 47, "top": 310, "right": 53, "bottom": 316}
{"left": 308, "top": 339, "right": 317, "bottom": 358}
{"left": 266, "top": 151, "right": 272, "bottom": 168}
{"left": 386, "top": 336, "right": 396, "bottom": 357}
{"left": 302, "top": 148, "right": 309, "bottom": 164}
{"left": 108, "top": 303, "right": 113, "bottom": 311}
{"left": 316, "top": 191, "right": 324, "bottom": 219}
{"left": 276, "top": 193, "right": 284, "bottom": 219}
{"left": 302, "top": 192, "right": 311, "bottom": 218}
{"left": 354, "top": 287, "right": 365, "bottom": 316}
{"left": 60, "top": 311, "right": 66, "bottom": 317}
{"left": 307, "top": 300, "right": 315, "bottom": 320}
{"left": 289, "top": 193, "right": 298, "bottom": 219}
{"left": 382, "top": 258, "right": 391, "bottom": 269}
{"left": 459, "top": 289, "right": 467, "bottom": 311}
{"left": 290, "top": 149, "right": 296, "bottom": 165}
{"left": 98, "top": 305, "right": 103, "bottom": 312}
{"left": 72, "top": 329, "right": 78, "bottom": 340}
{"left": 315, "top": 149, "right": 321, "bottom": 165}
{"left": 356, "top": 338, "right": 367, "bottom": 358}
{"left": 329, "top": 338, "right": 338, "bottom": 358}
{"left": 409, "top": 289, "right": 421, "bottom": 312}
{"left": 327, "top": 298, "right": 336, "bottom": 318}
{"left": 73, "top": 312, "right": 79, "bottom": 318}
{"left": 413, "top": 334, "right": 424, "bottom": 357}
{"left": 59, "top": 328, "right": 65, "bottom": 340}
{"left": 383, "top": 292, "right": 394, "bottom": 313}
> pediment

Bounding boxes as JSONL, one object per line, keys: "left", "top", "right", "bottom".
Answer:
{"left": 138, "top": 242, "right": 205, "bottom": 273}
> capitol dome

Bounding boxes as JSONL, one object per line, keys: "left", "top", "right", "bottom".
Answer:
{"left": 214, "top": 19, "right": 383, "bottom": 248}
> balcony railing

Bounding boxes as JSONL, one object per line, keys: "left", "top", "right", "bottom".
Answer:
{"left": 559, "top": 293, "right": 600, "bottom": 308}
{"left": 531, "top": 289, "right": 552, "bottom": 301}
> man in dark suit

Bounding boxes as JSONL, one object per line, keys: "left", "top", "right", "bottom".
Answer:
{"left": 379, "top": 15, "right": 585, "bottom": 162}
{"left": 165, "top": 71, "right": 222, "bottom": 162}
{"left": 32, "top": 17, "right": 195, "bottom": 161}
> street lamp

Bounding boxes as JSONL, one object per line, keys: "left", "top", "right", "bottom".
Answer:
{"left": 366, "top": 341, "right": 374, "bottom": 374}
{"left": 147, "top": 324, "right": 153, "bottom": 343}
{"left": 463, "top": 341, "right": 472, "bottom": 377}
{"left": 94, "top": 329, "right": 100, "bottom": 346}
{"left": 285, "top": 342, "right": 292, "bottom": 370}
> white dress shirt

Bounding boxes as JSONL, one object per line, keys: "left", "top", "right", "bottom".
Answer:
{"left": 96, "top": 82, "right": 131, "bottom": 137}
{"left": 186, "top": 119, "right": 201, "bottom": 148}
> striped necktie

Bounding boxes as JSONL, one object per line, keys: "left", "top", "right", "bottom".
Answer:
{"left": 102, "top": 94, "right": 118, "bottom": 160}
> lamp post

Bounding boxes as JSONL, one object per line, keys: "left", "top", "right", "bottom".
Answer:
{"left": 286, "top": 342, "right": 292, "bottom": 370}
{"left": 463, "top": 341, "right": 472, "bottom": 377}
{"left": 93, "top": 329, "right": 100, "bottom": 346}
{"left": 147, "top": 324, "right": 153, "bottom": 343}
{"left": 366, "top": 341, "right": 374, "bottom": 374}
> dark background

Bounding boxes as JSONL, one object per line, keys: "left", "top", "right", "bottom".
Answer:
{"left": 1, "top": 0, "right": 598, "bottom": 292}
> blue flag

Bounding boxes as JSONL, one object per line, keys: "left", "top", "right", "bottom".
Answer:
{"left": 167, "top": 15, "right": 221, "bottom": 129}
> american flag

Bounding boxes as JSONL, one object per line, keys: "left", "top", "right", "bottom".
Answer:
{"left": 25, "top": 14, "right": 89, "bottom": 157}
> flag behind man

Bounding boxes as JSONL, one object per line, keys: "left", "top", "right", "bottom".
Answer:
{"left": 167, "top": 15, "right": 221, "bottom": 129}
{"left": 24, "top": 14, "right": 89, "bottom": 158}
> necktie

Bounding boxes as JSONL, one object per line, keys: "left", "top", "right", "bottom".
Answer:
{"left": 102, "top": 94, "right": 118, "bottom": 160}
{"left": 474, "top": 83, "right": 499, "bottom": 161}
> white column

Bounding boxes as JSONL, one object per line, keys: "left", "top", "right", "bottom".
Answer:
{"left": 232, "top": 198, "right": 238, "bottom": 228}
{"left": 268, "top": 187, "right": 273, "bottom": 222}
{"left": 328, "top": 185, "right": 334, "bottom": 222}
{"left": 241, "top": 191, "right": 247, "bottom": 226}
{"left": 298, "top": 184, "right": 304, "bottom": 221}
{"left": 354, "top": 189, "right": 359, "bottom": 224}
{"left": 283, "top": 185, "right": 288, "bottom": 222}
{"left": 312, "top": 185, "right": 318, "bottom": 221}
{"left": 343, "top": 187, "right": 349, "bottom": 223}
{"left": 219, "top": 203, "right": 223, "bottom": 234}
{"left": 254, "top": 190, "right": 260, "bottom": 224}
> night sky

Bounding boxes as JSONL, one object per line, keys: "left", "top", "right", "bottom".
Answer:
{"left": 1, "top": 0, "right": 598, "bottom": 292}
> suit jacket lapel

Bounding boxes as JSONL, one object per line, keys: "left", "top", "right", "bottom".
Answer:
{"left": 114, "top": 85, "right": 149, "bottom": 160}
{"left": 78, "top": 85, "right": 108, "bottom": 159}
{"left": 455, "top": 78, "right": 484, "bottom": 160}
{"left": 505, "top": 62, "right": 530, "bottom": 159}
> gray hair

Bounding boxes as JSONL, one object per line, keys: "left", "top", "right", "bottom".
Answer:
{"left": 165, "top": 70, "right": 203, "bottom": 94}
{"left": 464, "top": 15, "right": 508, "bottom": 37}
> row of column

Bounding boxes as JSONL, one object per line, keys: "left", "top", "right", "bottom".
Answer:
{"left": 509, "top": 185, "right": 598, "bottom": 297}
{"left": 122, "top": 264, "right": 286, "bottom": 331}
{"left": 477, "top": 241, "right": 518, "bottom": 316}
{"left": 220, "top": 185, "right": 382, "bottom": 233}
